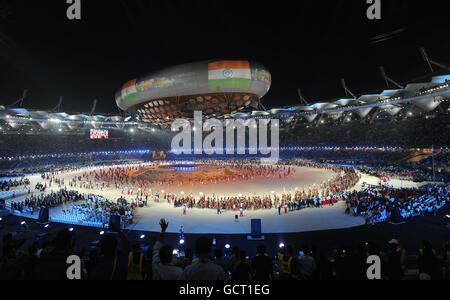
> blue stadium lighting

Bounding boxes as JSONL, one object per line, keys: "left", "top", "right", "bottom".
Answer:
{"left": 179, "top": 239, "right": 185, "bottom": 245}
{"left": 0, "top": 149, "right": 152, "bottom": 160}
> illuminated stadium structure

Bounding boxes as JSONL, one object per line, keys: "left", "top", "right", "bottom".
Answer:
{"left": 2, "top": 1, "right": 450, "bottom": 282}
{"left": 0, "top": 72, "right": 450, "bottom": 134}
{"left": 115, "top": 60, "right": 272, "bottom": 127}
{"left": 0, "top": 55, "right": 448, "bottom": 133}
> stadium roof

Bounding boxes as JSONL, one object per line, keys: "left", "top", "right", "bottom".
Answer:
{"left": 0, "top": 73, "right": 448, "bottom": 132}
{"left": 237, "top": 74, "right": 449, "bottom": 121}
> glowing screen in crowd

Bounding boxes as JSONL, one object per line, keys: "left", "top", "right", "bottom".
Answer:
{"left": 90, "top": 129, "right": 109, "bottom": 139}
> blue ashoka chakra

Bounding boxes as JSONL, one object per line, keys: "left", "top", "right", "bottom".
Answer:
{"left": 223, "top": 69, "right": 234, "bottom": 78}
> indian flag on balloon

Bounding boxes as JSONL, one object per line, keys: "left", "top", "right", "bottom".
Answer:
{"left": 208, "top": 61, "right": 252, "bottom": 91}
{"left": 121, "top": 79, "right": 143, "bottom": 104}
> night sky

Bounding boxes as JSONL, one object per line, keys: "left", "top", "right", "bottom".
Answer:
{"left": 0, "top": 0, "right": 448, "bottom": 114}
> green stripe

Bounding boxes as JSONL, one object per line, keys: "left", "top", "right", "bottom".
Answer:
{"left": 123, "top": 93, "right": 142, "bottom": 103}
{"left": 209, "top": 78, "right": 251, "bottom": 91}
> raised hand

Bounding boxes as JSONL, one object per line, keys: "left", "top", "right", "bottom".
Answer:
{"left": 159, "top": 218, "right": 169, "bottom": 233}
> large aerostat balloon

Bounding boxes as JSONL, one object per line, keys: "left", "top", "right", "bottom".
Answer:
{"left": 115, "top": 60, "right": 272, "bottom": 126}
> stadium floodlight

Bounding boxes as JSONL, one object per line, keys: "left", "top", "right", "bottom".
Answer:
{"left": 279, "top": 243, "right": 285, "bottom": 249}
{"left": 21, "top": 221, "right": 26, "bottom": 225}
{"left": 225, "top": 244, "right": 231, "bottom": 249}
{"left": 179, "top": 239, "right": 185, "bottom": 245}
{"left": 69, "top": 227, "right": 74, "bottom": 232}
{"left": 140, "top": 234, "right": 145, "bottom": 239}
{"left": 99, "top": 231, "right": 105, "bottom": 235}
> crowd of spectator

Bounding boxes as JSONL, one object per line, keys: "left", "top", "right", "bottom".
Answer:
{"left": 52, "top": 195, "right": 135, "bottom": 228}
{"left": 0, "top": 178, "right": 29, "bottom": 191}
{"left": 9, "top": 189, "right": 82, "bottom": 214}
{"left": 8, "top": 187, "right": 136, "bottom": 228}
{"left": 0, "top": 131, "right": 167, "bottom": 157}
{"left": 347, "top": 184, "right": 449, "bottom": 224}
{"left": 282, "top": 114, "right": 449, "bottom": 148}
{"left": 1, "top": 218, "right": 449, "bottom": 280}
{"left": 0, "top": 154, "right": 149, "bottom": 174}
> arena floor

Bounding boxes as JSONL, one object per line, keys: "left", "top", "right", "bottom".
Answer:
{"left": 5, "top": 163, "right": 427, "bottom": 235}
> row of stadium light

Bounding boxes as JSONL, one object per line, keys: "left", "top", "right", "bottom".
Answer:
{"left": 0, "top": 150, "right": 151, "bottom": 161}
{"left": 255, "top": 82, "right": 449, "bottom": 119}
{"left": 374, "top": 82, "right": 449, "bottom": 104}
{"left": 4, "top": 146, "right": 449, "bottom": 161}
{"left": 378, "top": 96, "right": 402, "bottom": 104}
{"left": 281, "top": 146, "right": 447, "bottom": 151}
{"left": 170, "top": 146, "right": 448, "bottom": 153}
{"left": 418, "top": 82, "right": 450, "bottom": 95}
{"left": 2, "top": 115, "right": 138, "bottom": 126}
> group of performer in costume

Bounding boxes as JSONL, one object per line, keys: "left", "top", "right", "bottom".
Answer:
{"left": 35, "top": 159, "right": 361, "bottom": 215}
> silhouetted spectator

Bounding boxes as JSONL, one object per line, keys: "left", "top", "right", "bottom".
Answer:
{"left": 251, "top": 245, "right": 273, "bottom": 281}
{"left": 181, "top": 237, "right": 225, "bottom": 280}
